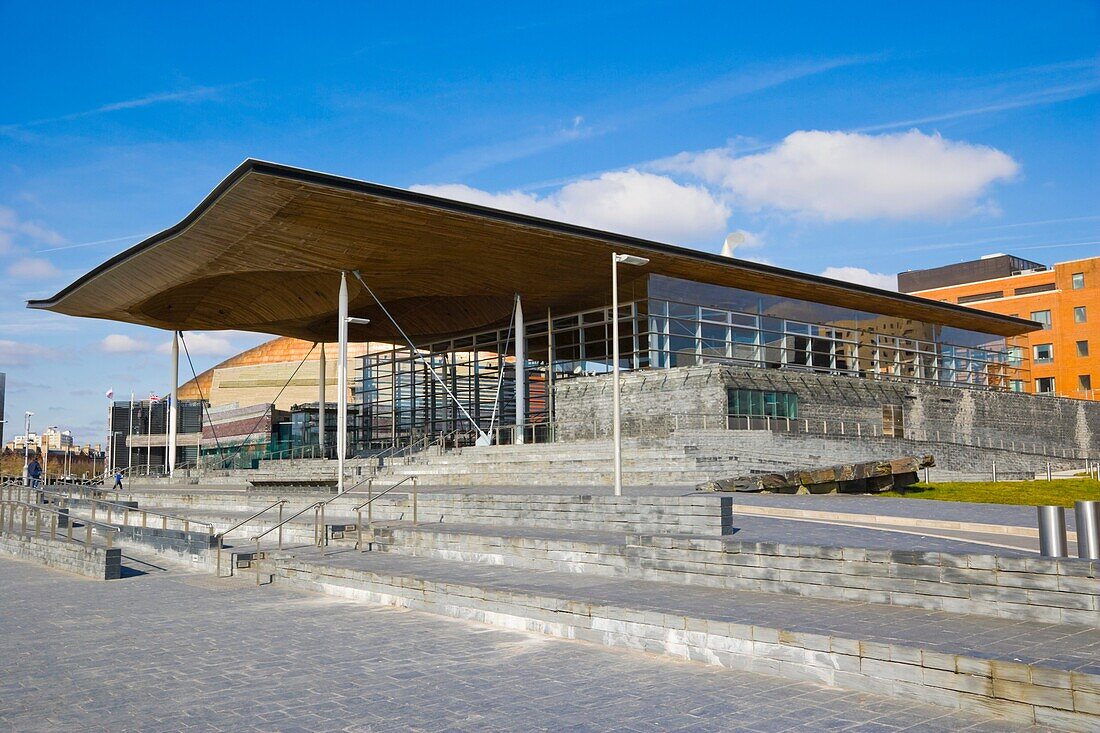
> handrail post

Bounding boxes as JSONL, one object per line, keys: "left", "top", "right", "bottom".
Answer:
{"left": 50, "top": 512, "right": 57, "bottom": 540}
{"left": 367, "top": 479, "right": 373, "bottom": 528}
{"left": 320, "top": 501, "right": 326, "bottom": 549}
{"left": 357, "top": 509, "right": 363, "bottom": 551}
{"left": 278, "top": 501, "right": 284, "bottom": 550}
{"left": 216, "top": 535, "right": 223, "bottom": 578}
{"left": 34, "top": 507, "right": 41, "bottom": 537}
{"left": 21, "top": 506, "right": 27, "bottom": 535}
{"left": 90, "top": 501, "right": 96, "bottom": 523}
{"left": 255, "top": 538, "right": 261, "bottom": 586}
{"left": 142, "top": 511, "right": 147, "bottom": 527}
{"left": 412, "top": 477, "right": 418, "bottom": 525}
{"left": 84, "top": 523, "right": 91, "bottom": 547}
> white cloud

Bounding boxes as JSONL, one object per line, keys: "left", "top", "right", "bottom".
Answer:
{"left": 658, "top": 130, "right": 1019, "bottom": 221}
{"left": 6, "top": 257, "right": 60, "bottom": 279}
{"left": 100, "top": 334, "right": 148, "bottom": 353}
{"left": 412, "top": 169, "right": 730, "bottom": 244}
{"left": 0, "top": 205, "right": 65, "bottom": 253}
{"left": 162, "top": 332, "right": 236, "bottom": 356}
{"left": 0, "top": 339, "right": 59, "bottom": 366}
{"left": 819, "top": 266, "right": 898, "bottom": 291}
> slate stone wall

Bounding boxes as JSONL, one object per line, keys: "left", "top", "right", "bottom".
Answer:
{"left": 553, "top": 365, "right": 1100, "bottom": 462}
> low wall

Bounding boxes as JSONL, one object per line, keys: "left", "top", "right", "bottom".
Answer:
{"left": 0, "top": 531, "right": 121, "bottom": 579}
{"left": 371, "top": 526, "right": 1098, "bottom": 625}
{"left": 118, "top": 489, "right": 735, "bottom": 536}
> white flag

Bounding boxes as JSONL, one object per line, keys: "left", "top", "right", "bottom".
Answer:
{"left": 105, "top": 389, "right": 114, "bottom": 400}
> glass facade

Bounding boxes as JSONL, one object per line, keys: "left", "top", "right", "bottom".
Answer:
{"left": 354, "top": 274, "right": 1021, "bottom": 449}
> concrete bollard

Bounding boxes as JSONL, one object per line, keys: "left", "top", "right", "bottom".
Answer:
{"left": 1074, "top": 500, "right": 1100, "bottom": 560}
{"left": 1037, "top": 506, "right": 1068, "bottom": 558}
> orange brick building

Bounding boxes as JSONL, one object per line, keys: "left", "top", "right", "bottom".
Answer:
{"left": 900, "top": 255, "right": 1098, "bottom": 400}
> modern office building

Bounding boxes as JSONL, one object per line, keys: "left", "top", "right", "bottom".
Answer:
{"left": 33, "top": 159, "right": 1096, "bottom": 477}
{"left": 108, "top": 398, "right": 205, "bottom": 472}
{"left": 900, "top": 254, "right": 1099, "bottom": 400}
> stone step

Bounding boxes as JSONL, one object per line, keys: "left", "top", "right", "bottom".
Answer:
{"left": 265, "top": 548, "right": 1100, "bottom": 731}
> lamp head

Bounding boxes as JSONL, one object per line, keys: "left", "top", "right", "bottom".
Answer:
{"left": 614, "top": 254, "right": 650, "bottom": 267}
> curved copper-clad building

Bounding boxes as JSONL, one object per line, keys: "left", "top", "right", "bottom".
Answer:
{"left": 178, "top": 336, "right": 378, "bottom": 410}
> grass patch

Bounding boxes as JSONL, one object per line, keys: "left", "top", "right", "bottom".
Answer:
{"left": 881, "top": 478, "right": 1100, "bottom": 508}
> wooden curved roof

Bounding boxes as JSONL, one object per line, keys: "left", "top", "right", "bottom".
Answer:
{"left": 28, "top": 159, "right": 1037, "bottom": 341}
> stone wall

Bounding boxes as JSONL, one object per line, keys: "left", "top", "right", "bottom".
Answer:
{"left": 0, "top": 532, "right": 120, "bottom": 579}
{"left": 553, "top": 365, "right": 1100, "bottom": 463}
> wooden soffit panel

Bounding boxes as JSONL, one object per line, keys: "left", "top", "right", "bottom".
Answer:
{"left": 29, "top": 160, "right": 1039, "bottom": 341}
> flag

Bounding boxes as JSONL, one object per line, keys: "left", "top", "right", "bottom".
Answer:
{"left": 105, "top": 389, "right": 114, "bottom": 400}
{"left": 149, "top": 393, "right": 160, "bottom": 404}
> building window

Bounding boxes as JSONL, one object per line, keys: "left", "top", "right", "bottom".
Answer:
{"left": 1078, "top": 340, "right": 1090, "bottom": 357}
{"left": 727, "top": 388, "right": 798, "bottom": 419}
{"left": 1080, "top": 375, "right": 1093, "bottom": 392}
{"left": 1030, "top": 310, "right": 1052, "bottom": 329}
{"left": 882, "top": 405, "right": 904, "bottom": 438}
{"left": 1035, "top": 377, "right": 1056, "bottom": 394}
{"left": 958, "top": 291, "right": 1003, "bottom": 304}
{"left": 1074, "top": 306, "right": 1087, "bottom": 323}
{"left": 1072, "top": 272, "right": 1085, "bottom": 290}
{"left": 1007, "top": 345, "right": 1024, "bottom": 367}
{"left": 1033, "top": 343, "right": 1053, "bottom": 363}
{"left": 1009, "top": 379, "right": 1025, "bottom": 392}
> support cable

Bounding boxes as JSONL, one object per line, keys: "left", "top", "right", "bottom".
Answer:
{"left": 180, "top": 332, "right": 224, "bottom": 458}
{"left": 487, "top": 296, "right": 518, "bottom": 438}
{"left": 351, "top": 270, "right": 488, "bottom": 441}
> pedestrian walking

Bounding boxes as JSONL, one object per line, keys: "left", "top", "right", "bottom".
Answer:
{"left": 113, "top": 469, "right": 124, "bottom": 491}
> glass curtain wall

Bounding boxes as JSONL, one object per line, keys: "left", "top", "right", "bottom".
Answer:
{"left": 355, "top": 274, "right": 1023, "bottom": 448}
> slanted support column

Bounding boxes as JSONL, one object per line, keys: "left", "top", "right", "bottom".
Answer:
{"left": 514, "top": 294, "right": 525, "bottom": 445}
{"left": 318, "top": 342, "right": 326, "bottom": 454}
{"left": 168, "top": 331, "right": 179, "bottom": 478}
{"left": 337, "top": 272, "right": 349, "bottom": 492}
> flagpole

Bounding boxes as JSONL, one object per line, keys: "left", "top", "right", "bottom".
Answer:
{"left": 128, "top": 392, "right": 134, "bottom": 472}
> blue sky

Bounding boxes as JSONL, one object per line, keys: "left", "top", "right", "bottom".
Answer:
{"left": 1, "top": 2, "right": 1097, "bottom": 444}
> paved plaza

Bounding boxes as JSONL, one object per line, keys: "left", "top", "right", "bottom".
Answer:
{"left": 0, "top": 556, "right": 1046, "bottom": 733}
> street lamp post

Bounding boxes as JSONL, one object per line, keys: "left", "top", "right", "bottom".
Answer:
{"left": 22, "top": 411, "right": 34, "bottom": 487}
{"left": 611, "top": 253, "right": 649, "bottom": 497}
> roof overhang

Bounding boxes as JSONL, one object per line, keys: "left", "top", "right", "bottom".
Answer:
{"left": 28, "top": 159, "right": 1040, "bottom": 342}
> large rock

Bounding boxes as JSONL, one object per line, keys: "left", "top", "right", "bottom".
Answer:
{"left": 697, "top": 455, "right": 935, "bottom": 494}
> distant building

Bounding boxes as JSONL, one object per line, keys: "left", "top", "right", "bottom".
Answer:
{"left": 900, "top": 254, "right": 1099, "bottom": 400}
{"left": 6, "top": 432, "right": 40, "bottom": 452}
{"left": 41, "top": 426, "right": 74, "bottom": 452}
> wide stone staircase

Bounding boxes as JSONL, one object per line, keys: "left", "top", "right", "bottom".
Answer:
{"left": 49, "top": 481, "right": 1100, "bottom": 732}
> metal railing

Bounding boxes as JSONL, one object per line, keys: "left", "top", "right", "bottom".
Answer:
{"left": 214, "top": 499, "right": 288, "bottom": 577}
{"left": 244, "top": 474, "right": 418, "bottom": 585}
{"left": 0, "top": 498, "right": 121, "bottom": 549}
{"left": 355, "top": 476, "right": 418, "bottom": 551}
{"left": 23, "top": 486, "right": 215, "bottom": 535}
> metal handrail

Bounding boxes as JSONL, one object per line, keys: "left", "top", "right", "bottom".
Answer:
{"left": 354, "top": 476, "right": 418, "bottom": 551}
{"left": 0, "top": 498, "right": 121, "bottom": 549}
{"left": 30, "top": 487, "right": 215, "bottom": 533}
{"left": 213, "top": 499, "right": 288, "bottom": 577}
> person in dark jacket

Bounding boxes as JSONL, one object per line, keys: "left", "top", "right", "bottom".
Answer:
{"left": 27, "top": 457, "right": 42, "bottom": 489}
{"left": 113, "top": 469, "right": 124, "bottom": 491}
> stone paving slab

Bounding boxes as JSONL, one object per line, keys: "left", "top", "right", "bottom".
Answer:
{"left": 293, "top": 549, "right": 1100, "bottom": 676}
{"left": 0, "top": 558, "right": 1043, "bottom": 732}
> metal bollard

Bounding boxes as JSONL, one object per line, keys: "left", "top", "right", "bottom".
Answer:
{"left": 1074, "top": 501, "right": 1100, "bottom": 560}
{"left": 1037, "top": 505, "right": 1068, "bottom": 558}
{"left": 991, "top": 460, "right": 997, "bottom": 483}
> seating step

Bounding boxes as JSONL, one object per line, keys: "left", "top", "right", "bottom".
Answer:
{"left": 265, "top": 549, "right": 1099, "bottom": 731}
